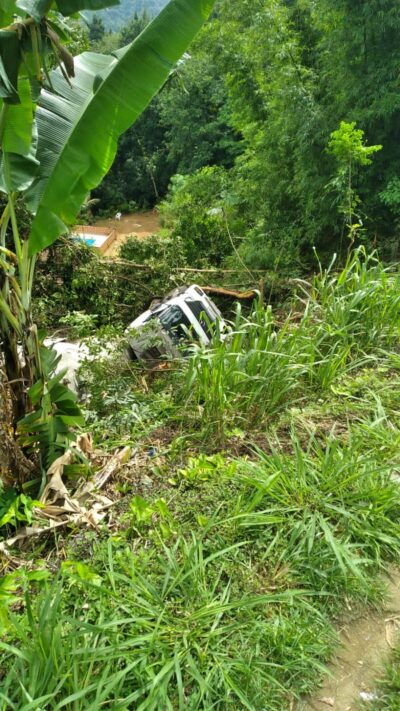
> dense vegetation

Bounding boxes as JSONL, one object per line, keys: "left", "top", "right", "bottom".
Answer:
{"left": 1, "top": 0, "right": 400, "bottom": 709}
{"left": 2, "top": 251, "right": 400, "bottom": 709}
{"left": 92, "top": 0, "right": 400, "bottom": 270}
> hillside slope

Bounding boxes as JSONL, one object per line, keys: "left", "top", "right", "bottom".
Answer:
{"left": 86, "top": 0, "right": 169, "bottom": 29}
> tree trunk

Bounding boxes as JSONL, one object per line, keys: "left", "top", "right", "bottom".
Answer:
{"left": 1, "top": 332, "right": 27, "bottom": 423}
{"left": 0, "top": 361, "right": 34, "bottom": 487}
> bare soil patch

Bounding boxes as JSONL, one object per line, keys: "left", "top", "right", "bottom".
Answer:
{"left": 96, "top": 210, "right": 160, "bottom": 256}
{"left": 299, "top": 572, "right": 400, "bottom": 711}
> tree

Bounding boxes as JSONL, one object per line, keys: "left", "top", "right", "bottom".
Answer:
{"left": 0, "top": 0, "right": 215, "bottom": 479}
{"left": 88, "top": 14, "right": 105, "bottom": 42}
{"left": 120, "top": 10, "right": 150, "bottom": 45}
{"left": 327, "top": 121, "right": 382, "bottom": 243}
{"left": 164, "top": 0, "right": 400, "bottom": 271}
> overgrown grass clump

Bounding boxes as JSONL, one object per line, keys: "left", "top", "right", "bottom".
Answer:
{"left": 181, "top": 250, "right": 400, "bottom": 441}
{"left": 1, "top": 249, "right": 400, "bottom": 710}
{"left": 366, "top": 642, "right": 400, "bottom": 710}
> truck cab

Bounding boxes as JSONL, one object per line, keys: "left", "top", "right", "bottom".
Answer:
{"left": 126, "top": 285, "right": 225, "bottom": 361}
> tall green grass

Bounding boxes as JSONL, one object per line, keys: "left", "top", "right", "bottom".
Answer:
{"left": 184, "top": 303, "right": 303, "bottom": 440}
{"left": 0, "top": 538, "right": 334, "bottom": 710}
{"left": 181, "top": 249, "right": 400, "bottom": 440}
{"left": 235, "top": 431, "right": 400, "bottom": 598}
{"left": 1, "top": 249, "right": 399, "bottom": 710}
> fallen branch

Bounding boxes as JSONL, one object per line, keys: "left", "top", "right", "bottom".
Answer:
{"left": 102, "top": 258, "right": 270, "bottom": 274}
{"left": 201, "top": 286, "right": 258, "bottom": 300}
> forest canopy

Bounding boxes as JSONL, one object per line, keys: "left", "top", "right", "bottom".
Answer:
{"left": 91, "top": 0, "right": 400, "bottom": 271}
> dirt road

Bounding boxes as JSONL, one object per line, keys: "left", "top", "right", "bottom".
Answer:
{"left": 299, "top": 572, "right": 400, "bottom": 711}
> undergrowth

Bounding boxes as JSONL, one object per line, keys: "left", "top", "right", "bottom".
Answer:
{"left": 365, "top": 641, "right": 400, "bottom": 710}
{"left": 1, "top": 249, "right": 400, "bottom": 710}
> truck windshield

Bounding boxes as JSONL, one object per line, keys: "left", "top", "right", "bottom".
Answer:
{"left": 185, "top": 299, "right": 215, "bottom": 338}
{"left": 157, "top": 305, "right": 193, "bottom": 344}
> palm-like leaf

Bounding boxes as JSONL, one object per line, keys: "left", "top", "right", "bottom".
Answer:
{"left": 27, "top": 0, "right": 214, "bottom": 255}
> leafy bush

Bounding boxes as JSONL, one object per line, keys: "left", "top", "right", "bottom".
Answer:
{"left": 78, "top": 337, "right": 174, "bottom": 446}
{"left": 160, "top": 167, "right": 242, "bottom": 266}
{"left": 0, "top": 488, "right": 40, "bottom": 532}
{"left": 119, "top": 232, "right": 187, "bottom": 272}
{"left": 33, "top": 238, "right": 173, "bottom": 330}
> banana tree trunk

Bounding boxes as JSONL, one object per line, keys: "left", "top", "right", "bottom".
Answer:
{"left": 0, "top": 361, "right": 35, "bottom": 486}
{"left": 1, "top": 329, "right": 26, "bottom": 423}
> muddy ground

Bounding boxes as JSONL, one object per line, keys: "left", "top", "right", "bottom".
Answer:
{"left": 95, "top": 210, "right": 161, "bottom": 256}
{"left": 299, "top": 572, "right": 400, "bottom": 711}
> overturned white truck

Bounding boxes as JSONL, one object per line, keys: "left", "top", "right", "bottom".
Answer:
{"left": 126, "top": 285, "right": 225, "bottom": 361}
{"left": 47, "top": 286, "right": 225, "bottom": 392}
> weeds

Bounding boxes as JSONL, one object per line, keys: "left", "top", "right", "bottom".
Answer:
{"left": 365, "top": 641, "right": 400, "bottom": 710}
{"left": 236, "top": 432, "right": 400, "bottom": 598}
{"left": 179, "top": 249, "right": 399, "bottom": 443}
{"left": 0, "top": 538, "right": 335, "bottom": 710}
{"left": 1, "top": 250, "right": 399, "bottom": 709}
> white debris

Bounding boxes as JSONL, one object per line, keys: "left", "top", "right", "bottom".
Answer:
{"left": 44, "top": 338, "right": 89, "bottom": 394}
{"left": 359, "top": 691, "right": 378, "bottom": 702}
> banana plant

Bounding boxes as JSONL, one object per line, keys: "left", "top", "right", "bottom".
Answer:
{"left": 0, "top": 0, "right": 215, "bottom": 477}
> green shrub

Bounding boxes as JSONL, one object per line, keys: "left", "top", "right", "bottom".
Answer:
{"left": 160, "top": 167, "right": 243, "bottom": 266}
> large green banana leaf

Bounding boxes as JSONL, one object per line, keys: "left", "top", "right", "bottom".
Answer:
{"left": 0, "top": 1, "right": 17, "bottom": 26}
{"left": 27, "top": 0, "right": 214, "bottom": 255}
{"left": 15, "top": 0, "right": 120, "bottom": 21}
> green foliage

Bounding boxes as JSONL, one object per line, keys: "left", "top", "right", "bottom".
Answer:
{"left": 238, "top": 432, "right": 400, "bottom": 595}
{"left": 59, "top": 310, "right": 98, "bottom": 338}
{"left": 27, "top": 0, "right": 216, "bottom": 254}
{"left": 33, "top": 239, "right": 126, "bottom": 328}
{"left": 119, "top": 9, "right": 151, "bottom": 45}
{"left": 92, "top": 97, "right": 170, "bottom": 210}
{"left": 160, "top": 167, "right": 239, "bottom": 266}
{"left": 1, "top": 250, "right": 400, "bottom": 709}
{"left": 159, "top": 49, "right": 241, "bottom": 175}
{"left": 0, "top": 565, "right": 50, "bottom": 633}
{"left": 93, "top": 17, "right": 240, "bottom": 212}
{"left": 327, "top": 121, "right": 382, "bottom": 168}
{"left": 367, "top": 643, "right": 400, "bottom": 709}
{"left": 155, "top": 0, "right": 400, "bottom": 269}
{"left": 88, "top": 13, "right": 105, "bottom": 42}
{"left": 0, "top": 537, "right": 335, "bottom": 710}
{"left": 77, "top": 333, "right": 174, "bottom": 445}
{"left": 327, "top": 121, "right": 382, "bottom": 240}
{"left": 183, "top": 300, "right": 301, "bottom": 442}
{"left": 32, "top": 233, "right": 190, "bottom": 330}
{"left": 176, "top": 453, "right": 238, "bottom": 484}
{"left": 0, "top": 0, "right": 215, "bottom": 482}
{"left": 61, "top": 559, "right": 103, "bottom": 586}
{"left": 125, "top": 494, "right": 176, "bottom": 539}
{"left": 0, "top": 487, "right": 40, "bottom": 530}
{"left": 179, "top": 250, "right": 400, "bottom": 441}
{"left": 18, "top": 342, "right": 84, "bottom": 469}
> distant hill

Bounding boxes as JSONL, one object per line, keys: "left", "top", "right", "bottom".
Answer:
{"left": 84, "top": 0, "right": 169, "bottom": 30}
